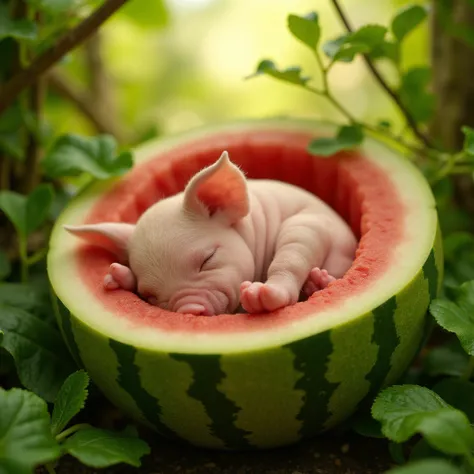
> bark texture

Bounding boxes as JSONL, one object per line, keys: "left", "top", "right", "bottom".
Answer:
{"left": 430, "top": 0, "right": 474, "bottom": 212}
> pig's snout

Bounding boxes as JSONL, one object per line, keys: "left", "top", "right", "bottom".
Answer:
{"left": 175, "top": 303, "right": 207, "bottom": 315}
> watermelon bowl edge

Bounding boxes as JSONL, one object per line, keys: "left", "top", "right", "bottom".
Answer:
{"left": 47, "top": 118, "right": 443, "bottom": 450}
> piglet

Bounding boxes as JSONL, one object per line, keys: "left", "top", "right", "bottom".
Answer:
{"left": 64, "top": 151, "right": 357, "bottom": 315}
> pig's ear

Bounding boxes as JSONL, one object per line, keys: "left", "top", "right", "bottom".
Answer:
{"left": 63, "top": 223, "right": 135, "bottom": 262}
{"left": 183, "top": 150, "right": 249, "bottom": 224}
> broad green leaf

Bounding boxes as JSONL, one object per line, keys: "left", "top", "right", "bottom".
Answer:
{"left": 117, "top": 0, "right": 169, "bottom": 29}
{"left": 388, "top": 441, "right": 405, "bottom": 464}
{"left": 0, "top": 305, "right": 76, "bottom": 402}
{"left": 369, "top": 40, "right": 400, "bottom": 63}
{"left": 0, "top": 191, "right": 27, "bottom": 236}
{"left": 372, "top": 385, "right": 474, "bottom": 455}
{"left": 432, "top": 378, "right": 474, "bottom": 423}
{"left": 0, "top": 388, "right": 60, "bottom": 474}
{"left": 0, "top": 281, "right": 51, "bottom": 316}
{"left": 26, "top": 0, "right": 77, "bottom": 14}
{"left": 351, "top": 412, "right": 384, "bottom": 438}
{"left": 386, "top": 459, "right": 463, "bottom": 474}
{"left": 0, "top": 184, "right": 53, "bottom": 237}
{"left": 42, "top": 134, "right": 134, "bottom": 180}
{"left": 323, "top": 25, "right": 386, "bottom": 63}
{"left": 0, "top": 251, "right": 11, "bottom": 280}
{"left": 0, "top": 4, "right": 37, "bottom": 41}
{"left": 391, "top": 5, "right": 428, "bottom": 42}
{"left": 308, "top": 125, "right": 364, "bottom": 156}
{"left": 0, "top": 105, "right": 24, "bottom": 160}
{"left": 462, "top": 126, "right": 474, "bottom": 156}
{"left": 423, "top": 341, "right": 469, "bottom": 377}
{"left": 64, "top": 427, "right": 150, "bottom": 468}
{"left": 430, "top": 281, "right": 474, "bottom": 355}
{"left": 409, "top": 438, "right": 448, "bottom": 462}
{"left": 51, "top": 370, "right": 90, "bottom": 436}
{"left": 287, "top": 12, "right": 320, "bottom": 51}
{"left": 442, "top": 232, "right": 474, "bottom": 288}
{"left": 398, "top": 67, "right": 435, "bottom": 123}
{"left": 251, "top": 60, "right": 310, "bottom": 86}
{"left": 26, "top": 184, "right": 54, "bottom": 235}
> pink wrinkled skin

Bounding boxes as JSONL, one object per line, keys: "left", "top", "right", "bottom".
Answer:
{"left": 64, "top": 151, "right": 357, "bottom": 316}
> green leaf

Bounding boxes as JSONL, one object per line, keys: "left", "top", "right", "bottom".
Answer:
{"left": 398, "top": 67, "right": 435, "bottom": 124}
{"left": 51, "top": 370, "right": 90, "bottom": 436}
{"left": 63, "top": 427, "right": 150, "bottom": 468}
{"left": 0, "top": 281, "right": 49, "bottom": 315}
{"left": 0, "top": 305, "right": 76, "bottom": 402}
{"left": 391, "top": 5, "right": 428, "bottom": 42}
{"left": 0, "top": 4, "right": 37, "bottom": 41}
{"left": 117, "top": 0, "right": 169, "bottom": 29}
{"left": 287, "top": 12, "right": 320, "bottom": 51}
{"left": 0, "top": 191, "right": 27, "bottom": 236}
{"left": 423, "top": 341, "right": 469, "bottom": 378}
{"left": 386, "top": 459, "right": 463, "bottom": 474}
{"left": 462, "top": 126, "right": 474, "bottom": 156}
{"left": 369, "top": 40, "right": 400, "bottom": 63}
{"left": 251, "top": 60, "right": 310, "bottom": 86}
{"left": 0, "top": 105, "right": 24, "bottom": 160}
{"left": 0, "top": 388, "right": 60, "bottom": 474}
{"left": 0, "top": 251, "right": 11, "bottom": 280}
{"left": 26, "top": 184, "right": 54, "bottom": 235}
{"left": 372, "top": 385, "right": 474, "bottom": 455}
{"left": 308, "top": 125, "right": 364, "bottom": 156}
{"left": 430, "top": 281, "right": 474, "bottom": 355}
{"left": 0, "top": 184, "right": 54, "bottom": 237}
{"left": 323, "top": 25, "right": 386, "bottom": 63}
{"left": 409, "top": 438, "right": 447, "bottom": 462}
{"left": 42, "top": 134, "right": 134, "bottom": 180}
{"left": 26, "top": 0, "right": 77, "bottom": 15}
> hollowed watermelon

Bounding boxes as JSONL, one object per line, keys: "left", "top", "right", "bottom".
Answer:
{"left": 47, "top": 118, "right": 443, "bottom": 450}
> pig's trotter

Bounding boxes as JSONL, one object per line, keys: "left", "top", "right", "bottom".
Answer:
{"left": 240, "top": 281, "right": 296, "bottom": 313}
{"left": 103, "top": 263, "right": 137, "bottom": 292}
{"left": 303, "top": 267, "right": 336, "bottom": 296}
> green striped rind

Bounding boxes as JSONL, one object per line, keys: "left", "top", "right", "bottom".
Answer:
{"left": 58, "top": 226, "right": 442, "bottom": 450}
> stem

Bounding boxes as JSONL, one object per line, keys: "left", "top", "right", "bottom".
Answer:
{"left": 461, "top": 356, "right": 474, "bottom": 382}
{"left": 27, "top": 247, "right": 47, "bottom": 266}
{"left": 0, "top": 0, "right": 130, "bottom": 113}
{"left": 19, "top": 237, "right": 28, "bottom": 282}
{"left": 56, "top": 423, "right": 91, "bottom": 442}
{"left": 329, "top": 0, "right": 434, "bottom": 149}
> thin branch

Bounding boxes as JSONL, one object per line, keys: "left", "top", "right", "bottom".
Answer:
{"left": 0, "top": 0, "right": 130, "bottom": 113}
{"left": 46, "top": 69, "right": 127, "bottom": 141}
{"left": 329, "top": 0, "right": 434, "bottom": 149}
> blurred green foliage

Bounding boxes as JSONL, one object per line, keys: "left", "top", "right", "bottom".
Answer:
{"left": 44, "top": 0, "right": 429, "bottom": 148}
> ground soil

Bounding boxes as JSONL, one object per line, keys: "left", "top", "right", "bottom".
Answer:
{"left": 45, "top": 428, "right": 394, "bottom": 474}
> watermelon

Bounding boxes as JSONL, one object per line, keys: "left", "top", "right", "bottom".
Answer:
{"left": 47, "top": 118, "right": 443, "bottom": 450}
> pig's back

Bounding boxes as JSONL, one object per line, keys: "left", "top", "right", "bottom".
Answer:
{"left": 241, "top": 179, "right": 354, "bottom": 280}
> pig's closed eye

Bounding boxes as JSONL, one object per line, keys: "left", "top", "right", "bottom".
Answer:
{"left": 200, "top": 249, "right": 216, "bottom": 272}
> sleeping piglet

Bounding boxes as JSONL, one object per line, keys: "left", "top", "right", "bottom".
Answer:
{"left": 64, "top": 151, "right": 357, "bottom": 315}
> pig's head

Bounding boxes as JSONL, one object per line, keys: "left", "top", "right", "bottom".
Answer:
{"left": 64, "top": 151, "right": 256, "bottom": 316}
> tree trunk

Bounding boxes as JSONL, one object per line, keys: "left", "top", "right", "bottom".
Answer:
{"left": 430, "top": 0, "right": 474, "bottom": 213}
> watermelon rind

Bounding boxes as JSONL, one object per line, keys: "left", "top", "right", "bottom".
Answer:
{"left": 48, "top": 118, "right": 443, "bottom": 449}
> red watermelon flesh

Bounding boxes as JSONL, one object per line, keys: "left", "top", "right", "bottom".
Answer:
{"left": 73, "top": 128, "right": 404, "bottom": 333}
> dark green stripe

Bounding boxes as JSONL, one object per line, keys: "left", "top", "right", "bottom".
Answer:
{"left": 56, "top": 298, "right": 82, "bottom": 368}
{"left": 365, "top": 296, "right": 399, "bottom": 396}
{"left": 423, "top": 249, "right": 439, "bottom": 300}
{"left": 171, "top": 353, "right": 251, "bottom": 449}
{"left": 285, "top": 331, "right": 337, "bottom": 437}
{"left": 109, "top": 339, "right": 178, "bottom": 440}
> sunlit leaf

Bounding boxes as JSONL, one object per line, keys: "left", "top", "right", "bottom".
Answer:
{"left": 26, "top": 0, "right": 77, "bottom": 14}
{"left": 391, "top": 5, "right": 428, "bottom": 42}
{"left": 42, "top": 134, "right": 134, "bottom": 180}
{"left": 308, "top": 125, "right": 364, "bottom": 156}
{"left": 386, "top": 459, "right": 463, "bottom": 474}
{"left": 118, "top": 0, "right": 169, "bottom": 29}
{"left": 462, "top": 126, "right": 474, "bottom": 156}
{"left": 287, "top": 12, "right": 320, "bottom": 51}
{"left": 251, "top": 60, "right": 310, "bottom": 86}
